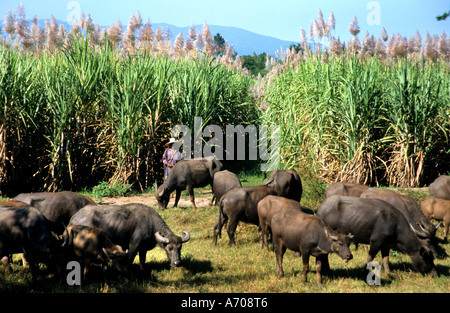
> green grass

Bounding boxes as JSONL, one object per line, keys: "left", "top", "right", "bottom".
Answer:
{"left": 1, "top": 176, "right": 448, "bottom": 293}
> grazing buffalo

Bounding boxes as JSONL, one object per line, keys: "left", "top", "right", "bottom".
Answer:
{"left": 263, "top": 169, "right": 303, "bottom": 202}
{"left": 64, "top": 225, "right": 129, "bottom": 279}
{"left": 69, "top": 203, "right": 190, "bottom": 270}
{"left": 325, "top": 182, "right": 370, "bottom": 198}
{"left": 0, "top": 205, "right": 68, "bottom": 277}
{"left": 429, "top": 175, "right": 450, "bottom": 200}
{"left": 212, "top": 186, "right": 276, "bottom": 246}
{"left": 271, "top": 208, "right": 353, "bottom": 285}
{"left": 257, "top": 195, "right": 303, "bottom": 250}
{"left": 210, "top": 170, "right": 242, "bottom": 205}
{"left": 317, "top": 196, "right": 436, "bottom": 276}
{"left": 13, "top": 191, "right": 96, "bottom": 234}
{"left": 156, "top": 158, "right": 224, "bottom": 209}
{"left": 360, "top": 188, "right": 438, "bottom": 240}
{"left": 421, "top": 198, "right": 450, "bottom": 240}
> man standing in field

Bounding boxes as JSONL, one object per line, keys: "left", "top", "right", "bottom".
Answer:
{"left": 163, "top": 137, "right": 182, "bottom": 180}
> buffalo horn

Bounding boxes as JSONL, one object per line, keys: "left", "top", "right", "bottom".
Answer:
{"left": 61, "top": 222, "right": 69, "bottom": 248}
{"left": 324, "top": 228, "right": 338, "bottom": 241}
{"left": 155, "top": 232, "right": 170, "bottom": 244}
{"left": 181, "top": 231, "right": 191, "bottom": 243}
{"left": 409, "top": 223, "right": 429, "bottom": 238}
{"left": 158, "top": 186, "right": 165, "bottom": 197}
{"left": 434, "top": 221, "right": 442, "bottom": 230}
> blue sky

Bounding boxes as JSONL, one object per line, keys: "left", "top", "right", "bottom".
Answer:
{"left": 2, "top": 0, "right": 449, "bottom": 42}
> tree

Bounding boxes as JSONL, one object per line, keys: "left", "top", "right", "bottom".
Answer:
{"left": 436, "top": 10, "right": 449, "bottom": 21}
{"left": 241, "top": 53, "right": 268, "bottom": 77}
{"left": 213, "top": 33, "right": 226, "bottom": 56}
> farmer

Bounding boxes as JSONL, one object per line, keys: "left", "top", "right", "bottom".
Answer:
{"left": 163, "top": 137, "right": 182, "bottom": 180}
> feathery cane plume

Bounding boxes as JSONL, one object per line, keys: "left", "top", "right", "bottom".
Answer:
{"left": 380, "top": 27, "right": 388, "bottom": 42}
{"left": 174, "top": 32, "right": 184, "bottom": 57}
{"left": 348, "top": 16, "right": 360, "bottom": 37}
{"left": 4, "top": 10, "right": 17, "bottom": 38}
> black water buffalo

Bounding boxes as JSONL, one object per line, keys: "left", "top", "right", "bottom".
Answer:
{"left": 271, "top": 208, "right": 353, "bottom": 285}
{"left": 210, "top": 170, "right": 242, "bottom": 205}
{"left": 257, "top": 195, "right": 303, "bottom": 250}
{"left": 325, "top": 182, "right": 370, "bottom": 198}
{"left": 69, "top": 203, "right": 190, "bottom": 270}
{"left": 13, "top": 191, "right": 96, "bottom": 234}
{"left": 429, "top": 175, "right": 450, "bottom": 200}
{"left": 0, "top": 205, "right": 68, "bottom": 277}
{"left": 212, "top": 185, "right": 276, "bottom": 246}
{"left": 317, "top": 195, "right": 436, "bottom": 276}
{"left": 156, "top": 158, "right": 224, "bottom": 209}
{"left": 263, "top": 169, "right": 303, "bottom": 202}
{"left": 64, "top": 225, "right": 129, "bottom": 279}
{"left": 360, "top": 188, "right": 438, "bottom": 240}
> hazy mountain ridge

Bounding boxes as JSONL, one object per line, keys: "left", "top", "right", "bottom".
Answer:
{"left": 1, "top": 18, "right": 302, "bottom": 56}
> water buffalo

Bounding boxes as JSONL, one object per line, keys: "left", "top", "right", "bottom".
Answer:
{"left": 360, "top": 188, "right": 438, "bottom": 240}
{"left": 317, "top": 195, "right": 436, "bottom": 276}
{"left": 210, "top": 170, "right": 242, "bottom": 205}
{"left": 13, "top": 191, "right": 96, "bottom": 235}
{"left": 64, "top": 225, "right": 129, "bottom": 279}
{"left": 69, "top": 203, "right": 190, "bottom": 270}
{"left": 421, "top": 197, "right": 450, "bottom": 240}
{"left": 271, "top": 208, "right": 353, "bottom": 285}
{"left": 429, "top": 175, "right": 450, "bottom": 200}
{"left": 156, "top": 158, "right": 224, "bottom": 209}
{"left": 0, "top": 205, "right": 68, "bottom": 278}
{"left": 263, "top": 169, "right": 303, "bottom": 202}
{"left": 257, "top": 195, "right": 303, "bottom": 250}
{"left": 212, "top": 185, "right": 276, "bottom": 246}
{"left": 325, "top": 182, "right": 370, "bottom": 198}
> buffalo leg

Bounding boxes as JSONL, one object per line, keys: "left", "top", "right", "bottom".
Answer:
{"left": 174, "top": 189, "right": 181, "bottom": 207}
{"left": 381, "top": 248, "right": 390, "bottom": 274}
{"left": 227, "top": 217, "right": 240, "bottom": 246}
{"left": 315, "top": 256, "right": 323, "bottom": 285}
{"left": 444, "top": 221, "right": 448, "bottom": 241}
{"left": 138, "top": 249, "right": 147, "bottom": 271}
{"left": 302, "top": 253, "right": 310, "bottom": 282}
{"left": 213, "top": 211, "right": 227, "bottom": 245}
{"left": 187, "top": 186, "right": 197, "bottom": 208}
{"left": 275, "top": 242, "right": 286, "bottom": 277}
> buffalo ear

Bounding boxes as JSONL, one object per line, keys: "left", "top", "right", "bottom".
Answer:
{"left": 347, "top": 233, "right": 354, "bottom": 239}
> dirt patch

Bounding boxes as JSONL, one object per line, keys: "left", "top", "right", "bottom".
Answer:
{"left": 100, "top": 190, "right": 213, "bottom": 208}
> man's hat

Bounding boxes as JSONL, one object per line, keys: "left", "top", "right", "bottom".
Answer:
{"left": 164, "top": 137, "right": 177, "bottom": 147}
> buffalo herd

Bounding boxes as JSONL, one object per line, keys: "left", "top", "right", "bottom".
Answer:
{"left": 0, "top": 159, "right": 449, "bottom": 287}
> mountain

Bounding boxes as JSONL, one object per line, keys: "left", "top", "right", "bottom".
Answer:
{"left": 157, "top": 23, "right": 298, "bottom": 56}
{"left": 1, "top": 19, "right": 299, "bottom": 56}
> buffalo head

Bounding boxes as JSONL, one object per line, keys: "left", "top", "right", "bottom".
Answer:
{"left": 155, "top": 231, "right": 191, "bottom": 267}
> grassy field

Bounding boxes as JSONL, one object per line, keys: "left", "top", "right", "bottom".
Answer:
{"left": 0, "top": 174, "right": 449, "bottom": 293}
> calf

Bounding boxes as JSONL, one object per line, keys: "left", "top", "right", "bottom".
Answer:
{"left": 271, "top": 208, "right": 353, "bottom": 285}
{"left": 64, "top": 225, "right": 129, "bottom": 279}
{"left": 257, "top": 195, "right": 302, "bottom": 250}
{"left": 212, "top": 186, "right": 276, "bottom": 246}
{"left": 421, "top": 198, "right": 450, "bottom": 240}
